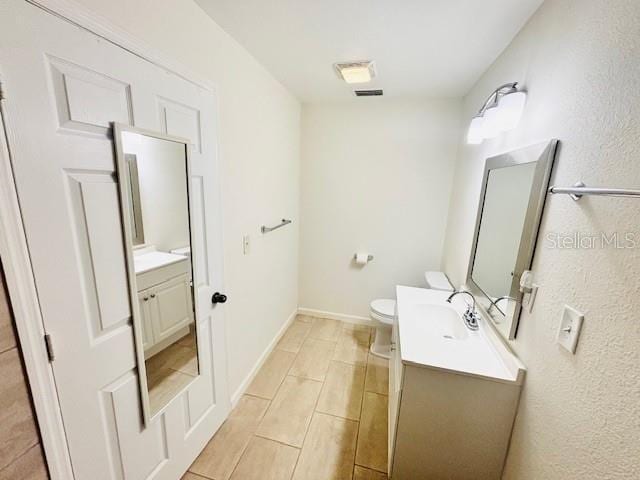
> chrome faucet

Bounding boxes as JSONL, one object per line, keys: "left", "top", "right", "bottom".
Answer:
{"left": 488, "top": 295, "right": 514, "bottom": 314}
{"left": 446, "top": 290, "right": 480, "bottom": 331}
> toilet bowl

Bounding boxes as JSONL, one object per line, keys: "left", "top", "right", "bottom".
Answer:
{"left": 369, "top": 271, "right": 454, "bottom": 359}
{"left": 369, "top": 299, "right": 396, "bottom": 358}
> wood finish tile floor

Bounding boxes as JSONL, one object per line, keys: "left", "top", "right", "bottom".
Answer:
{"left": 185, "top": 316, "right": 389, "bottom": 480}
{"left": 146, "top": 331, "right": 198, "bottom": 414}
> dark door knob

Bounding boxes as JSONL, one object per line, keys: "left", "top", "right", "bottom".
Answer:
{"left": 212, "top": 292, "right": 227, "bottom": 304}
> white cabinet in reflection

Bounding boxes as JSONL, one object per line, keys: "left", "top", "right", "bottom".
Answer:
{"left": 135, "top": 254, "right": 194, "bottom": 359}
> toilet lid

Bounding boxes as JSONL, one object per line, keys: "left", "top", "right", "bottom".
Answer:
{"left": 370, "top": 299, "right": 396, "bottom": 319}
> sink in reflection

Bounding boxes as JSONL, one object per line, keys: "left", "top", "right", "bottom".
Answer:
{"left": 410, "top": 304, "right": 469, "bottom": 340}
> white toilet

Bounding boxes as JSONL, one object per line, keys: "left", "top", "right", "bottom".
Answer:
{"left": 369, "top": 271, "right": 454, "bottom": 359}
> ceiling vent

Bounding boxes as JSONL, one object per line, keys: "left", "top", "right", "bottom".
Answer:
{"left": 354, "top": 89, "right": 383, "bottom": 97}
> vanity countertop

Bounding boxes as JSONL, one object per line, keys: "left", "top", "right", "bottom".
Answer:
{"left": 134, "top": 251, "right": 188, "bottom": 275}
{"left": 395, "top": 285, "right": 525, "bottom": 385}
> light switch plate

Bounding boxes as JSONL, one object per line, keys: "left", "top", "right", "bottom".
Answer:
{"left": 557, "top": 305, "right": 584, "bottom": 354}
{"left": 243, "top": 235, "right": 250, "bottom": 255}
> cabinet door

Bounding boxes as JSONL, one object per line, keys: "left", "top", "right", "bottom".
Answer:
{"left": 137, "top": 290, "right": 155, "bottom": 354}
{"left": 149, "top": 274, "right": 194, "bottom": 344}
{"left": 388, "top": 317, "right": 403, "bottom": 474}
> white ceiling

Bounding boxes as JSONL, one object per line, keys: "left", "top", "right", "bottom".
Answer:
{"left": 195, "top": 0, "right": 543, "bottom": 102}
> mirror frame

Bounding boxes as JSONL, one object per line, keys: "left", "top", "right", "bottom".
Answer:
{"left": 112, "top": 122, "right": 198, "bottom": 425}
{"left": 124, "top": 153, "right": 145, "bottom": 245}
{"left": 466, "top": 139, "right": 558, "bottom": 340}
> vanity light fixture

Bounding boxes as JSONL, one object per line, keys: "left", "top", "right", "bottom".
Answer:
{"left": 466, "top": 82, "right": 527, "bottom": 144}
{"left": 334, "top": 61, "right": 376, "bottom": 84}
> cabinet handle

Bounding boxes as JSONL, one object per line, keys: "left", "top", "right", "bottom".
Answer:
{"left": 143, "top": 297, "right": 149, "bottom": 302}
{"left": 150, "top": 294, "right": 156, "bottom": 298}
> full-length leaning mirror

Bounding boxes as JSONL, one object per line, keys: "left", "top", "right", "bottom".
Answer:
{"left": 113, "top": 124, "right": 199, "bottom": 424}
{"left": 467, "top": 140, "right": 558, "bottom": 340}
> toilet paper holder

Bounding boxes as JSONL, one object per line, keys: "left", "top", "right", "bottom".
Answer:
{"left": 353, "top": 253, "right": 374, "bottom": 262}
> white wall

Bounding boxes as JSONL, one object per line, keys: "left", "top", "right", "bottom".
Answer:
{"left": 442, "top": 0, "right": 640, "bottom": 478}
{"left": 122, "top": 133, "right": 190, "bottom": 252}
{"left": 300, "top": 99, "right": 461, "bottom": 318}
{"left": 71, "top": 0, "right": 301, "bottom": 399}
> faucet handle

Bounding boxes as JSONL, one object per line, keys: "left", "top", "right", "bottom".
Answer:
{"left": 463, "top": 307, "right": 480, "bottom": 331}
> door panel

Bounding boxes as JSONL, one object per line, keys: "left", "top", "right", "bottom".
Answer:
{"left": 48, "top": 55, "right": 134, "bottom": 134}
{"left": 0, "top": 1, "right": 229, "bottom": 478}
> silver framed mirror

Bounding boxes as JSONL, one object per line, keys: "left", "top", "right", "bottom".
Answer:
{"left": 113, "top": 123, "right": 200, "bottom": 425}
{"left": 467, "top": 140, "right": 558, "bottom": 340}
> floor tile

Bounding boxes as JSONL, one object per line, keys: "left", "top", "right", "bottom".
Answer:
{"left": 341, "top": 324, "right": 371, "bottom": 342}
{"left": 147, "top": 368, "right": 194, "bottom": 415}
{"left": 0, "top": 349, "right": 39, "bottom": 471}
{"left": 353, "top": 465, "right": 388, "bottom": 480}
{"left": 308, "top": 318, "right": 342, "bottom": 342}
{"left": 245, "top": 350, "right": 296, "bottom": 399}
{"left": 289, "top": 338, "right": 336, "bottom": 381}
{"left": 364, "top": 355, "right": 389, "bottom": 395}
{"left": 292, "top": 412, "right": 358, "bottom": 480}
{"left": 177, "top": 330, "right": 197, "bottom": 349}
{"left": 296, "top": 314, "right": 316, "bottom": 323}
{"left": 146, "top": 337, "right": 198, "bottom": 378}
{"left": 355, "top": 392, "right": 388, "bottom": 473}
{"left": 333, "top": 328, "right": 370, "bottom": 366}
{"left": 0, "top": 276, "right": 17, "bottom": 354}
{"left": 189, "top": 395, "right": 270, "bottom": 480}
{"left": 277, "top": 321, "right": 313, "bottom": 353}
{"left": 229, "top": 436, "right": 299, "bottom": 480}
{"left": 256, "top": 376, "right": 322, "bottom": 447}
{"left": 0, "top": 444, "right": 48, "bottom": 480}
{"left": 316, "top": 361, "right": 365, "bottom": 420}
{"left": 181, "top": 473, "right": 208, "bottom": 480}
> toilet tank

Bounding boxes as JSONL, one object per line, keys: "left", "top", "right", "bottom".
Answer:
{"left": 424, "top": 271, "right": 453, "bottom": 291}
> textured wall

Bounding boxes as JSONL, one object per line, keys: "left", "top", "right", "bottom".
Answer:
{"left": 299, "top": 99, "right": 461, "bottom": 318}
{"left": 442, "top": 0, "right": 640, "bottom": 478}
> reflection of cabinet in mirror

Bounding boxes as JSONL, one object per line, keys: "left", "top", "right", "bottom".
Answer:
{"left": 135, "top": 250, "right": 194, "bottom": 359}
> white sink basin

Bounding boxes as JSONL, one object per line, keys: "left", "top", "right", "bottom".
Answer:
{"left": 134, "top": 251, "right": 187, "bottom": 275}
{"left": 410, "top": 304, "right": 469, "bottom": 341}
{"left": 396, "top": 286, "right": 525, "bottom": 384}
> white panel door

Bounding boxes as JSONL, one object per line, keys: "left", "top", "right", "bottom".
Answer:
{"left": 0, "top": 1, "right": 229, "bottom": 479}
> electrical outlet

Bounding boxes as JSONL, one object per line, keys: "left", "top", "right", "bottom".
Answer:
{"left": 243, "top": 235, "right": 250, "bottom": 255}
{"left": 556, "top": 305, "right": 584, "bottom": 354}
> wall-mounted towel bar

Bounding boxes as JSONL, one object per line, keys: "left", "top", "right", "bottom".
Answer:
{"left": 548, "top": 181, "right": 640, "bottom": 201}
{"left": 261, "top": 218, "right": 292, "bottom": 234}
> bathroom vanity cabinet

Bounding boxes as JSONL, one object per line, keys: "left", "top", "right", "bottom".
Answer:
{"left": 389, "top": 286, "right": 525, "bottom": 479}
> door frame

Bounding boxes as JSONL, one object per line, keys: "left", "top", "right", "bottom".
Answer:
{"left": 1, "top": 2, "right": 223, "bottom": 478}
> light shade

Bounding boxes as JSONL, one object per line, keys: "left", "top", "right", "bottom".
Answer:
{"left": 496, "top": 91, "right": 527, "bottom": 131}
{"left": 340, "top": 66, "right": 371, "bottom": 83}
{"left": 467, "top": 116, "right": 484, "bottom": 144}
{"left": 482, "top": 106, "right": 502, "bottom": 139}
{"left": 465, "top": 85, "right": 527, "bottom": 144}
{"left": 334, "top": 61, "right": 376, "bottom": 84}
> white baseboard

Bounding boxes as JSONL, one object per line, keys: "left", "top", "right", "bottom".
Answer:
{"left": 297, "top": 307, "right": 372, "bottom": 327}
{"left": 230, "top": 308, "right": 298, "bottom": 407}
